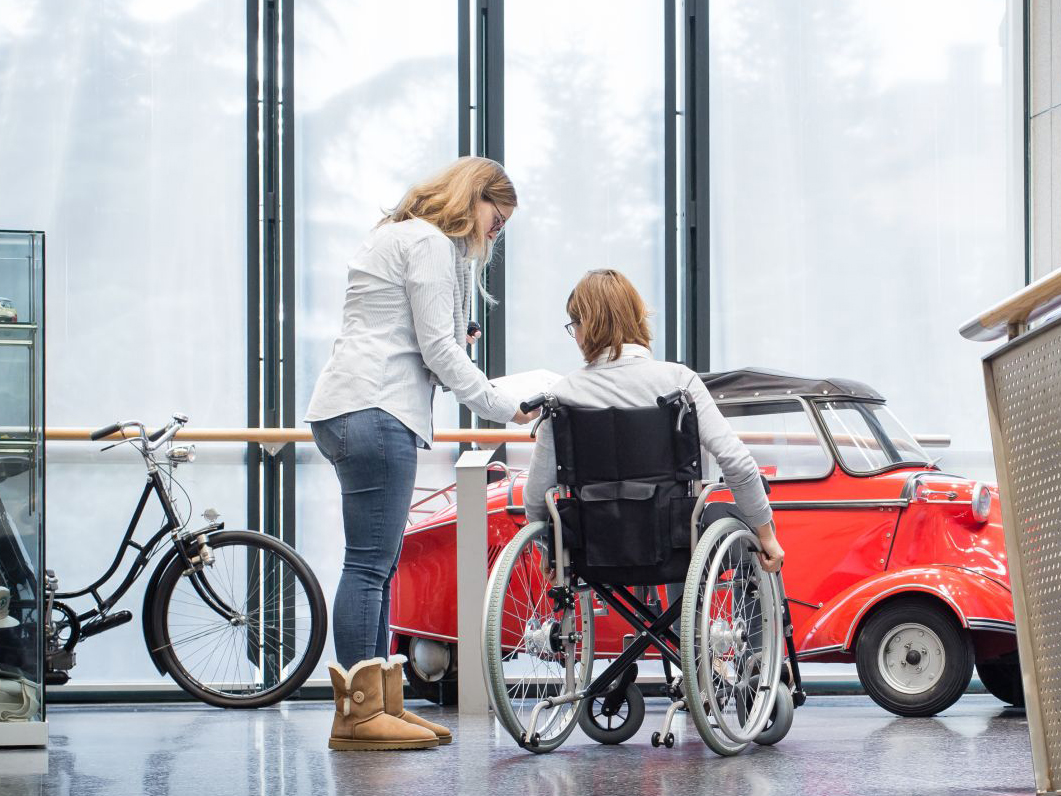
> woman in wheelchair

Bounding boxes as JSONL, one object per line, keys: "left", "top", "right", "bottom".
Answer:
{"left": 523, "top": 269, "right": 783, "bottom": 573}
{"left": 483, "top": 269, "right": 799, "bottom": 755}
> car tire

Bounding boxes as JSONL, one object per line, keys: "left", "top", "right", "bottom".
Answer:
{"left": 396, "top": 635, "right": 457, "bottom": 706}
{"left": 977, "top": 650, "right": 1025, "bottom": 708}
{"left": 855, "top": 597, "right": 974, "bottom": 717}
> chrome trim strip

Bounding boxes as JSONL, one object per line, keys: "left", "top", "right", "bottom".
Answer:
{"left": 796, "top": 644, "right": 847, "bottom": 659}
{"left": 967, "top": 618, "right": 1017, "bottom": 633}
{"left": 389, "top": 625, "right": 458, "bottom": 643}
{"left": 770, "top": 499, "right": 908, "bottom": 510}
{"left": 843, "top": 583, "right": 968, "bottom": 648}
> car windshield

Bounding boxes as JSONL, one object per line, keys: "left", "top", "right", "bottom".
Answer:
{"left": 817, "top": 400, "right": 930, "bottom": 472}
{"left": 716, "top": 400, "right": 834, "bottom": 480}
{"left": 0, "top": 301, "right": 12, "bottom": 308}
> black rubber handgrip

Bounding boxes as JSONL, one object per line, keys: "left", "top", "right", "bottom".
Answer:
{"left": 657, "top": 389, "right": 683, "bottom": 407}
{"left": 148, "top": 426, "right": 167, "bottom": 442}
{"left": 520, "top": 393, "right": 548, "bottom": 414}
{"left": 90, "top": 423, "right": 121, "bottom": 441}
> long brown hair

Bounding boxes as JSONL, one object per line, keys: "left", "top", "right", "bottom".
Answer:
{"left": 382, "top": 157, "right": 517, "bottom": 301}
{"left": 567, "top": 270, "right": 653, "bottom": 363}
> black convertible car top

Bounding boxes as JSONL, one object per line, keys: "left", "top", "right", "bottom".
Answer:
{"left": 699, "top": 367, "right": 884, "bottom": 401}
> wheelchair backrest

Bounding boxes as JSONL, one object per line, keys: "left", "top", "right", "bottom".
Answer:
{"left": 550, "top": 402, "right": 702, "bottom": 487}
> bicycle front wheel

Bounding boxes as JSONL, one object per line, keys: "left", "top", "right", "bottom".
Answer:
{"left": 150, "top": 530, "right": 327, "bottom": 708}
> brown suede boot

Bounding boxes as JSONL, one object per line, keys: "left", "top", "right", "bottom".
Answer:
{"left": 327, "top": 659, "right": 438, "bottom": 751}
{"left": 382, "top": 655, "right": 453, "bottom": 745}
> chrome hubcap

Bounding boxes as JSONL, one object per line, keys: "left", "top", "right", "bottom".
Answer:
{"left": 878, "top": 623, "right": 946, "bottom": 695}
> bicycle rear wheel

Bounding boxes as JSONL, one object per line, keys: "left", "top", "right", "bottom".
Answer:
{"left": 150, "top": 530, "right": 327, "bottom": 708}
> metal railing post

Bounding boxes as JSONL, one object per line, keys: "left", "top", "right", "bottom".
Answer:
{"left": 454, "top": 448, "right": 495, "bottom": 714}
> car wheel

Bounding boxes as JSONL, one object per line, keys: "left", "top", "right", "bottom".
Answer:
{"left": 396, "top": 635, "right": 457, "bottom": 706}
{"left": 855, "top": 597, "right": 973, "bottom": 717}
{"left": 977, "top": 650, "right": 1025, "bottom": 708}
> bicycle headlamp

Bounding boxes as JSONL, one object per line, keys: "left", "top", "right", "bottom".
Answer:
{"left": 167, "top": 445, "right": 196, "bottom": 464}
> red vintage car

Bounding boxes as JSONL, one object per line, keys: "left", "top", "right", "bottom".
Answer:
{"left": 390, "top": 369, "right": 1019, "bottom": 717}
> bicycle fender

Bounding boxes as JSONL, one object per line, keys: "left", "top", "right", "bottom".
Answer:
{"left": 142, "top": 546, "right": 182, "bottom": 676}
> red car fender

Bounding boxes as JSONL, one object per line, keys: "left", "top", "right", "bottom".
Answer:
{"left": 797, "top": 565, "right": 1014, "bottom": 656}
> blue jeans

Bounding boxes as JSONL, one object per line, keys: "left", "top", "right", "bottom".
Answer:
{"left": 311, "top": 408, "right": 418, "bottom": 667}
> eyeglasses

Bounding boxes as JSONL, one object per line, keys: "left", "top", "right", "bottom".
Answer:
{"left": 564, "top": 320, "right": 579, "bottom": 337}
{"left": 488, "top": 199, "right": 509, "bottom": 235}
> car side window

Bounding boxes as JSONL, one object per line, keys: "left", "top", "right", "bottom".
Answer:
{"left": 710, "top": 400, "right": 833, "bottom": 481}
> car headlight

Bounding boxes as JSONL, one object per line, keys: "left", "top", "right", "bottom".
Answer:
{"left": 971, "top": 482, "right": 992, "bottom": 523}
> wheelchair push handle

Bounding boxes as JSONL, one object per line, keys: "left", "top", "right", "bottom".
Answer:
{"left": 657, "top": 389, "right": 684, "bottom": 407}
{"left": 521, "top": 393, "right": 549, "bottom": 414}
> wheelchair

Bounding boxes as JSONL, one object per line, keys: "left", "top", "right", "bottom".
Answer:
{"left": 481, "top": 389, "right": 806, "bottom": 754}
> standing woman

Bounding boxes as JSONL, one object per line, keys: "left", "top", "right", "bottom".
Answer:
{"left": 306, "top": 157, "right": 535, "bottom": 751}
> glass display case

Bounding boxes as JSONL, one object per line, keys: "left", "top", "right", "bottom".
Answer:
{"left": 0, "top": 230, "right": 45, "bottom": 746}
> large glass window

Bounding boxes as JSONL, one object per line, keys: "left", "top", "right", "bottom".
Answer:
{"left": 294, "top": 0, "right": 461, "bottom": 676}
{"left": 504, "top": 0, "right": 667, "bottom": 378}
{"left": 708, "top": 0, "right": 1019, "bottom": 481}
{"left": 0, "top": 1, "right": 247, "bottom": 684}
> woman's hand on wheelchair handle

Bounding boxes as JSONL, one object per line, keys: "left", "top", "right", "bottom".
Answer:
{"left": 511, "top": 407, "right": 541, "bottom": 425}
{"left": 756, "top": 522, "right": 785, "bottom": 573}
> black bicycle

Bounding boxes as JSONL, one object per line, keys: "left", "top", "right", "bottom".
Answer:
{"left": 40, "top": 413, "right": 327, "bottom": 708}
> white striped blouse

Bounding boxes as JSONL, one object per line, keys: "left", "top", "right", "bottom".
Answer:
{"left": 304, "top": 217, "right": 518, "bottom": 447}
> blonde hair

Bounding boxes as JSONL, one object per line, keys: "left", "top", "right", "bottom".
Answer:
{"left": 382, "top": 157, "right": 517, "bottom": 302}
{"left": 566, "top": 270, "right": 652, "bottom": 363}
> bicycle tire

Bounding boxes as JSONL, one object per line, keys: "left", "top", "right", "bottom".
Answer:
{"left": 149, "top": 530, "right": 327, "bottom": 709}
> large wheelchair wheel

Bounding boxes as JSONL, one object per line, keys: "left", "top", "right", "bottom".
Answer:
{"left": 681, "top": 518, "right": 785, "bottom": 754}
{"left": 482, "top": 522, "right": 595, "bottom": 753}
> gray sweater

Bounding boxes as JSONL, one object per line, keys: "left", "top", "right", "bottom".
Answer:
{"left": 523, "top": 344, "right": 773, "bottom": 529}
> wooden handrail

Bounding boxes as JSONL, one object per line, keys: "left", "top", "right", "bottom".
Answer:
{"left": 42, "top": 427, "right": 535, "bottom": 444}
{"left": 38, "top": 427, "right": 950, "bottom": 448}
{"left": 960, "top": 268, "right": 1061, "bottom": 341}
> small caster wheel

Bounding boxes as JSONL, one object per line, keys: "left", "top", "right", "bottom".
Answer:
{"left": 651, "top": 732, "right": 661, "bottom": 748}
{"left": 519, "top": 732, "right": 527, "bottom": 746}
{"left": 530, "top": 733, "right": 541, "bottom": 748}
{"left": 578, "top": 683, "right": 646, "bottom": 745}
{"left": 664, "top": 733, "right": 675, "bottom": 748}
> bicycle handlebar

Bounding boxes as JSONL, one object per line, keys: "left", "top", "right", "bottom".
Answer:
{"left": 520, "top": 393, "right": 548, "bottom": 414}
{"left": 90, "top": 422, "right": 122, "bottom": 441}
{"left": 92, "top": 414, "right": 188, "bottom": 450}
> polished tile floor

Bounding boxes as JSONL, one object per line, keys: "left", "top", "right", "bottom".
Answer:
{"left": 0, "top": 695, "right": 1035, "bottom": 796}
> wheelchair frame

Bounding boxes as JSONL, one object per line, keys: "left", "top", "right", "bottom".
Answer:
{"left": 485, "top": 392, "right": 807, "bottom": 754}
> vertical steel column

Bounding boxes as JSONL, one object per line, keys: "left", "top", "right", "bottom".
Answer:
{"left": 664, "top": 0, "right": 678, "bottom": 362}
{"left": 249, "top": 0, "right": 296, "bottom": 683}
{"left": 458, "top": 0, "right": 474, "bottom": 445}
{"left": 476, "top": 0, "right": 505, "bottom": 385}
{"left": 246, "top": 0, "right": 262, "bottom": 540}
{"left": 279, "top": 0, "right": 297, "bottom": 667}
{"left": 683, "top": 0, "right": 711, "bottom": 372}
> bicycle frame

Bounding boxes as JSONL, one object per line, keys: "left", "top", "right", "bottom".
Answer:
{"left": 54, "top": 470, "right": 214, "bottom": 624}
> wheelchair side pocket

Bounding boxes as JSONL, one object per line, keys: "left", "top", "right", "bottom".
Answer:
{"left": 577, "top": 481, "right": 661, "bottom": 567}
